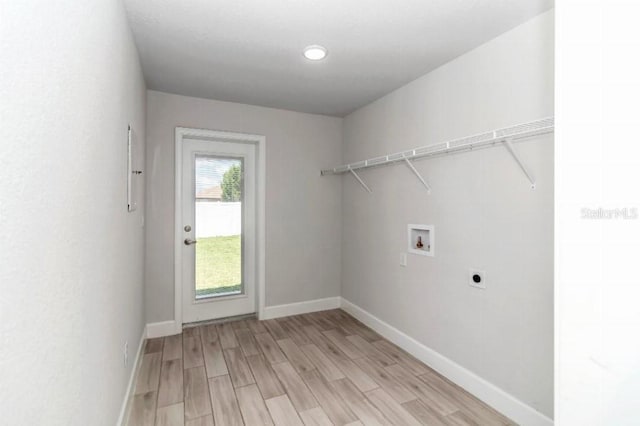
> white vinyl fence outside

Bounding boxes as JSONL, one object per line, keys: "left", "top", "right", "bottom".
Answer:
{"left": 195, "top": 201, "right": 241, "bottom": 238}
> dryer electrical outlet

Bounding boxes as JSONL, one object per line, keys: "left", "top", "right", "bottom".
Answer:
{"left": 469, "top": 269, "right": 486, "bottom": 289}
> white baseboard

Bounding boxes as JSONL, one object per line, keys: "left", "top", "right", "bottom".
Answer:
{"left": 146, "top": 320, "right": 180, "bottom": 338}
{"left": 262, "top": 296, "right": 341, "bottom": 320}
{"left": 340, "top": 298, "right": 553, "bottom": 426}
{"left": 145, "top": 295, "right": 341, "bottom": 337}
{"left": 117, "top": 329, "right": 146, "bottom": 426}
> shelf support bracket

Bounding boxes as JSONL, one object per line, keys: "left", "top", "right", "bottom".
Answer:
{"left": 348, "top": 166, "right": 372, "bottom": 193}
{"left": 504, "top": 139, "right": 536, "bottom": 189}
{"left": 403, "top": 156, "right": 431, "bottom": 193}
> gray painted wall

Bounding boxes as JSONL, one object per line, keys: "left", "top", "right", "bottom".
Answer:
{"left": 341, "top": 11, "right": 554, "bottom": 418}
{"left": 144, "top": 91, "right": 343, "bottom": 322}
{"left": 0, "top": 1, "right": 146, "bottom": 424}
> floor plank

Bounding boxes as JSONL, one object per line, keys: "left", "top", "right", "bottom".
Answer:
{"left": 300, "top": 370, "right": 358, "bottom": 425}
{"left": 322, "top": 330, "right": 364, "bottom": 360}
{"left": 157, "top": 359, "right": 184, "bottom": 408}
{"left": 129, "top": 391, "right": 157, "bottom": 426}
{"left": 155, "top": 402, "right": 184, "bottom": 426}
{"left": 330, "top": 378, "right": 390, "bottom": 426}
{"left": 298, "top": 407, "right": 333, "bottom": 426}
{"left": 246, "top": 318, "right": 268, "bottom": 334}
{"left": 232, "top": 319, "right": 250, "bottom": 331}
{"left": 202, "top": 338, "right": 228, "bottom": 378}
{"left": 305, "top": 313, "right": 338, "bottom": 332}
{"left": 330, "top": 356, "right": 379, "bottom": 393}
{"left": 185, "top": 414, "right": 214, "bottom": 426}
{"left": 183, "top": 326, "right": 201, "bottom": 338}
{"left": 235, "top": 328, "right": 261, "bottom": 357}
{"left": 278, "top": 319, "right": 311, "bottom": 346}
{"left": 371, "top": 340, "right": 430, "bottom": 375}
{"left": 200, "top": 325, "right": 219, "bottom": 344}
{"left": 272, "top": 361, "right": 319, "bottom": 412}
{"left": 345, "top": 335, "right": 395, "bottom": 367}
{"left": 263, "top": 319, "right": 289, "bottom": 340}
{"left": 145, "top": 338, "right": 164, "bottom": 354}
{"left": 353, "top": 356, "right": 417, "bottom": 404}
{"left": 288, "top": 314, "right": 313, "bottom": 328}
{"left": 163, "top": 334, "right": 183, "bottom": 361}
{"left": 224, "top": 346, "right": 256, "bottom": 388}
{"left": 236, "top": 383, "right": 275, "bottom": 425}
{"left": 184, "top": 367, "right": 212, "bottom": 420}
{"left": 302, "top": 325, "right": 349, "bottom": 362}
{"left": 385, "top": 364, "right": 458, "bottom": 416}
{"left": 183, "top": 336, "right": 204, "bottom": 369}
{"left": 365, "top": 388, "right": 422, "bottom": 426}
{"left": 265, "top": 394, "right": 304, "bottom": 426}
{"left": 443, "top": 410, "right": 482, "bottom": 426}
{"left": 217, "top": 323, "right": 239, "bottom": 349}
{"left": 135, "top": 353, "right": 162, "bottom": 394}
{"left": 277, "top": 338, "right": 316, "bottom": 375}
{"left": 255, "top": 332, "right": 287, "bottom": 364}
{"left": 418, "top": 372, "right": 510, "bottom": 426}
{"left": 335, "top": 317, "right": 381, "bottom": 342}
{"left": 208, "top": 375, "right": 244, "bottom": 426}
{"left": 246, "top": 353, "right": 286, "bottom": 400}
{"left": 300, "top": 344, "right": 345, "bottom": 382}
{"left": 402, "top": 399, "right": 449, "bottom": 426}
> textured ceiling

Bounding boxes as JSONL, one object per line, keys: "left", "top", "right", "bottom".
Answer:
{"left": 124, "top": 0, "right": 553, "bottom": 116}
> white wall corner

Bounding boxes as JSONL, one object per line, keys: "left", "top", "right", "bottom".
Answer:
{"left": 339, "top": 298, "right": 554, "bottom": 426}
{"left": 146, "top": 320, "right": 181, "bottom": 338}
{"left": 262, "top": 296, "right": 341, "bottom": 320}
{"left": 116, "top": 329, "right": 146, "bottom": 426}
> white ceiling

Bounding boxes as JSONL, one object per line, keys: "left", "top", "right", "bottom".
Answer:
{"left": 124, "top": 0, "right": 553, "bottom": 117}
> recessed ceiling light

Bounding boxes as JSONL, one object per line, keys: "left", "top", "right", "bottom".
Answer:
{"left": 303, "top": 45, "right": 328, "bottom": 61}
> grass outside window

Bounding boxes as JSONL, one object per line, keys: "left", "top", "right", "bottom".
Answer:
{"left": 195, "top": 235, "right": 241, "bottom": 297}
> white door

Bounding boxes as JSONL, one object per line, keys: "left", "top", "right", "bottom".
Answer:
{"left": 180, "top": 138, "right": 256, "bottom": 323}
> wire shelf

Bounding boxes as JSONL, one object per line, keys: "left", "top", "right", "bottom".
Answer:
{"left": 321, "top": 117, "right": 554, "bottom": 176}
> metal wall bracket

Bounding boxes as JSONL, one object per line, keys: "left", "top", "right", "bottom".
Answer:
{"left": 504, "top": 139, "right": 536, "bottom": 189}
{"left": 403, "top": 155, "right": 431, "bottom": 193}
{"left": 348, "top": 166, "right": 372, "bottom": 193}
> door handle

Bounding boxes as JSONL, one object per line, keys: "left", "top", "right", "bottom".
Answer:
{"left": 184, "top": 238, "right": 198, "bottom": 246}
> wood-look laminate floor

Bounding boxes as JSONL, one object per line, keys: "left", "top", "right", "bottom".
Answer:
{"left": 128, "top": 309, "right": 515, "bottom": 426}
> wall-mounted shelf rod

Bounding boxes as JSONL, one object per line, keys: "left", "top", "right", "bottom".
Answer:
{"left": 321, "top": 117, "right": 553, "bottom": 192}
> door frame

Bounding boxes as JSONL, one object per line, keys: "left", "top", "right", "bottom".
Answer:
{"left": 174, "top": 127, "right": 266, "bottom": 332}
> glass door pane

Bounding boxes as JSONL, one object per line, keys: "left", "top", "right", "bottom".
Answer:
{"left": 194, "top": 155, "right": 243, "bottom": 299}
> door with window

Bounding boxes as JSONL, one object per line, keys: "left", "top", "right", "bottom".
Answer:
{"left": 180, "top": 138, "right": 256, "bottom": 323}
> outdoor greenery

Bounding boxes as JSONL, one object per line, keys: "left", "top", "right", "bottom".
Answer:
{"left": 221, "top": 164, "right": 242, "bottom": 202}
{"left": 195, "top": 235, "right": 241, "bottom": 297}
